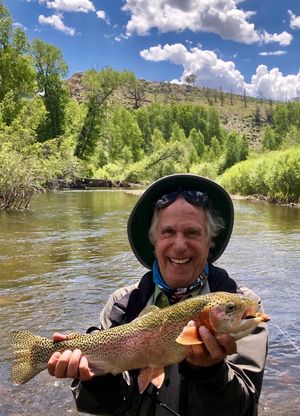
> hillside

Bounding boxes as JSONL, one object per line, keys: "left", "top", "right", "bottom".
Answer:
{"left": 67, "top": 72, "right": 275, "bottom": 148}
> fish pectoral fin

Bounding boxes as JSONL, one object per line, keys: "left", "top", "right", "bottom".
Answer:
{"left": 175, "top": 326, "right": 203, "bottom": 345}
{"left": 138, "top": 367, "right": 165, "bottom": 394}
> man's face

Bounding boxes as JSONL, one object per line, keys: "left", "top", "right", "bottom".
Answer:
{"left": 153, "top": 197, "right": 210, "bottom": 288}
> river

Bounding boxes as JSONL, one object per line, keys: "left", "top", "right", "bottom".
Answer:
{"left": 0, "top": 189, "right": 299, "bottom": 416}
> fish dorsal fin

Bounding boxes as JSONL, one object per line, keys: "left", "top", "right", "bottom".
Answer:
{"left": 176, "top": 326, "right": 203, "bottom": 346}
{"left": 138, "top": 367, "right": 165, "bottom": 394}
{"left": 138, "top": 305, "right": 160, "bottom": 318}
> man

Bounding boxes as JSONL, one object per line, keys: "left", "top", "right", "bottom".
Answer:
{"left": 48, "top": 173, "right": 268, "bottom": 415}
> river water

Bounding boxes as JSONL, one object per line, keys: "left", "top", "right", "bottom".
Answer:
{"left": 0, "top": 189, "right": 299, "bottom": 416}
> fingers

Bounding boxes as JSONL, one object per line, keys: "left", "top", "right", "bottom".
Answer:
{"left": 186, "top": 326, "right": 237, "bottom": 368}
{"left": 47, "top": 349, "right": 94, "bottom": 380}
{"left": 48, "top": 351, "right": 62, "bottom": 376}
{"left": 78, "top": 355, "right": 95, "bottom": 381}
{"left": 52, "top": 332, "right": 68, "bottom": 342}
{"left": 199, "top": 326, "right": 226, "bottom": 362}
{"left": 216, "top": 334, "right": 237, "bottom": 355}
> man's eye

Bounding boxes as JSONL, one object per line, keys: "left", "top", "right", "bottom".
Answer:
{"left": 161, "top": 228, "right": 174, "bottom": 236}
{"left": 187, "top": 229, "right": 201, "bottom": 237}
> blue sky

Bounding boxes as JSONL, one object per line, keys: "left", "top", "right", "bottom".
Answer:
{"left": 5, "top": 0, "right": 300, "bottom": 101}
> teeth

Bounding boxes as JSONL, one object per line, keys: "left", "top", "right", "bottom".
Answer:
{"left": 170, "top": 258, "right": 190, "bottom": 264}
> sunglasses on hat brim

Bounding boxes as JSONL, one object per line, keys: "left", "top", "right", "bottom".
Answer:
{"left": 155, "top": 190, "right": 209, "bottom": 209}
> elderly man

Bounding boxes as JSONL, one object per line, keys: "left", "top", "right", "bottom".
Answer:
{"left": 48, "top": 174, "right": 268, "bottom": 416}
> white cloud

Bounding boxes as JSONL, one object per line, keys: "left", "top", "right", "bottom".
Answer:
{"left": 140, "top": 43, "right": 300, "bottom": 101}
{"left": 288, "top": 10, "right": 300, "bottom": 30}
{"left": 140, "top": 43, "right": 245, "bottom": 92}
{"left": 44, "top": 0, "right": 95, "bottom": 13}
{"left": 248, "top": 65, "right": 300, "bottom": 101}
{"left": 260, "top": 30, "right": 292, "bottom": 46}
{"left": 38, "top": 13, "right": 75, "bottom": 35}
{"left": 96, "top": 10, "right": 110, "bottom": 25}
{"left": 123, "top": 0, "right": 292, "bottom": 46}
{"left": 259, "top": 51, "right": 287, "bottom": 56}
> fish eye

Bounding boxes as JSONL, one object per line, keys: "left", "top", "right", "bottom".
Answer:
{"left": 226, "top": 303, "right": 236, "bottom": 313}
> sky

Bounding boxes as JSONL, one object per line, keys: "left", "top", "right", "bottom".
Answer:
{"left": 5, "top": 0, "right": 300, "bottom": 101}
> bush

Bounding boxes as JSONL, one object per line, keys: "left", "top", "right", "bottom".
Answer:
{"left": 218, "top": 147, "right": 300, "bottom": 203}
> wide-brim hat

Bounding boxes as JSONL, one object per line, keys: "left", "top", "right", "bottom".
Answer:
{"left": 127, "top": 174, "right": 234, "bottom": 269}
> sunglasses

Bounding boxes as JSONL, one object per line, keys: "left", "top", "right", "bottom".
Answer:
{"left": 155, "top": 190, "right": 209, "bottom": 209}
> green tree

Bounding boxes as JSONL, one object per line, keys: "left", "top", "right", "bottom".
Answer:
{"left": 273, "top": 104, "right": 289, "bottom": 138}
{"left": 262, "top": 126, "right": 280, "bottom": 151}
{"left": 74, "top": 68, "right": 132, "bottom": 159}
{"left": 219, "top": 131, "right": 249, "bottom": 173}
{"left": 188, "top": 128, "right": 205, "bottom": 158}
{"left": 0, "top": 96, "right": 79, "bottom": 210}
{"left": 282, "top": 125, "right": 300, "bottom": 148}
{"left": 208, "top": 136, "right": 222, "bottom": 160}
{"left": 151, "top": 128, "right": 165, "bottom": 152}
{"left": 0, "top": 2, "right": 36, "bottom": 123}
{"left": 106, "top": 105, "right": 143, "bottom": 163}
{"left": 169, "top": 122, "right": 187, "bottom": 144}
{"left": 31, "top": 39, "right": 69, "bottom": 140}
{"left": 207, "top": 107, "right": 222, "bottom": 144}
{"left": 124, "top": 72, "right": 145, "bottom": 109}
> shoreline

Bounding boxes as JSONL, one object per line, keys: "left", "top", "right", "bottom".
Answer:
{"left": 53, "top": 178, "right": 300, "bottom": 208}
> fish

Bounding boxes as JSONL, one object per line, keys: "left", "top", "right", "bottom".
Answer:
{"left": 10, "top": 291, "right": 269, "bottom": 393}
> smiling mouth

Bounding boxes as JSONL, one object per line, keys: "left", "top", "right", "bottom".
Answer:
{"left": 169, "top": 257, "right": 191, "bottom": 265}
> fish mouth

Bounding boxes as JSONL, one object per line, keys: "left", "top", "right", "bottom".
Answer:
{"left": 242, "top": 309, "right": 270, "bottom": 322}
{"left": 169, "top": 257, "right": 191, "bottom": 265}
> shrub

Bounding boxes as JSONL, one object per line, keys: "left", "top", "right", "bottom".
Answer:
{"left": 218, "top": 147, "right": 300, "bottom": 203}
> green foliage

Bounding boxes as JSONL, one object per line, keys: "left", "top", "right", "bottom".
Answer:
{"left": 31, "top": 39, "right": 69, "bottom": 140}
{"left": 272, "top": 102, "right": 300, "bottom": 137}
{"left": 207, "top": 107, "right": 222, "bottom": 144}
{"left": 0, "top": 97, "right": 79, "bottom": 210}
{"left": 262, "top": 125, "right": 280, "bottom": 151}
{"left": 105, "top": 105, "right": 144, "bottom": 163}
{"left": 189, "top": 161, "right": 219, "bottom": 180}
{"left": 188, "top": 128, "right": 205, "bottom": 157}
{"left": 74, "top": 68, "right": 133, "bottom": 159}
{"left": 0, "top": 3, "right": 36, "bottom": 123}
{"left": 281, "top": 125, "right": 300, "bottom": 148}
{"left": 135, "top": 102, "right": 213, "bottom": 146}
{"left": 262, "top": 102, "right": 300, "bottom": 151}
{"left": 219, "top": 147, "right": 300, "bottom": 203}
{"left": 219, "top": 131, "right": 249, "bottom": 173}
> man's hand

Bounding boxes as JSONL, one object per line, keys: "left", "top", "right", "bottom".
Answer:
{"left": 47, "top": 333, "right": 95, "bottom": 381}
{"left": 185, "top": 321, "right": 237, "bottom": 368}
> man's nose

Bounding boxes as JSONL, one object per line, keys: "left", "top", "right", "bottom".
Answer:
{"left": 173, "top": 234, "right": 187, "bottom": 250}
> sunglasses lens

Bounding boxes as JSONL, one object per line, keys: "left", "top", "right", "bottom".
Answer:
{"left": 155, "top": 191, "right": 180, "bottom": 208}
{"left": 155, "top": 190, "right": 208, "bottom": 208}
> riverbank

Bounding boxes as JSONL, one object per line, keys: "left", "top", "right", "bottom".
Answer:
{"left": 52, "top": 178, "right": 300, "bottom": 208}
{"left": 72, "top": 179, "right": 300, "bottom": 208}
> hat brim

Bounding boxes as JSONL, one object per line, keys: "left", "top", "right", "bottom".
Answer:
{"left": 127, "top": 174, "right": 234, "bottom": 269}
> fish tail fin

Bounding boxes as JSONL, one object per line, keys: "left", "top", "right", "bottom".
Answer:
{"left": 10, "top": 329, "right": 52, "bottom": 385}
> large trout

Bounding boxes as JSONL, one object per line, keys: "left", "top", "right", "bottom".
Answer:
{"left": 10, "top": 291, "right": 269, "bottom": 393}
